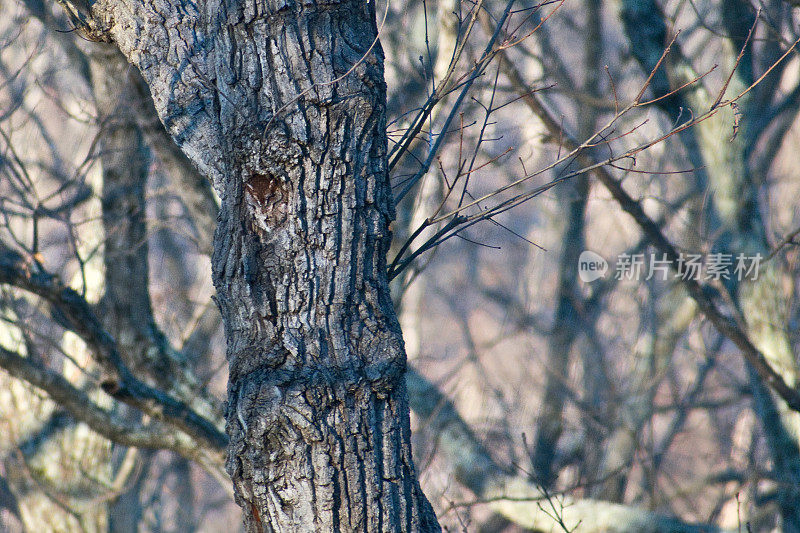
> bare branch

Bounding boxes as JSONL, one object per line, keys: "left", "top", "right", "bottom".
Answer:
{"left": 0, "top": 242, "right": 228, "bottom": 452}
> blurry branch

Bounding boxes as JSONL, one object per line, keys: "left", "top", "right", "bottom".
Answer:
{"left": 621, "top": 6, "right": 800, "bottom": 527}
{"left": 88, "top": 46, "right": 222, "bottom": 432}
{"left": 19, "top": 0, "right": 218, "bottom": 254}
{"left": 20, "top": 0, "right": 92, "bottom": 83}
{"left": 0, "top": 344, "right": 214, "bottom": 461}
{"left": 533, "top": 0, "right": 602, "bottom": 490}
{"left": 596, "top": 290, "right": 697, "bottom": 500}
{"left": 0, "top": 243, "right": 228, "bottom": 454}
{"left": 386, "top": 0, "right": 482, "bottom": 171}
{"left": 627, "top": 0, "right": 800, "bottom": 167}
{"left": 619, "top": 0, "right": 716, "bottom": 205}
{"left": 748, "top": 80, "right": 800, "bottom": 176}
{"left": 766, "top": 225, "right": 800, "bottom": 262}
{"left": 0, "top": 126, "right": 93, "bottom": 234}
{"left": 1, "top": 11, "right": 226, "bottom": 512}
{"left": 0, "top": 237, "right": 727, "bottom": 530}
{"left": 750, "top": 5, "right": 792, "bottom": 109}
{"left": 601, "top": 139, "right": 800, "bottom": 409}
{"left": 406, "top": 367, "right": 730, "bottom": 533}
{"left": 390, "top": 0, "right": 565, "bottom": 202}
{"left": 651, "top": 346, "right": 721, "bottom": 473}
{"left": 392, "top": 0, "right": 515, "bottom": 201}
{"left": 489, "top": 22, "right": 800, "bottom": 413}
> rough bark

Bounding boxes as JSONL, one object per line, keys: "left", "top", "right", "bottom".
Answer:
{"left": 209, "top": 3, "right": 438, "bottom": 526}
{"left": 75, "top": 0, "right": 441, "bottom": 529}
{"left": 89, "top": 32, "right": 730, "bottom": 526}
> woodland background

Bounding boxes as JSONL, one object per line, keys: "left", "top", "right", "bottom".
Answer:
{"left": 2, "top": 0, "right": 800, "bottom": 531}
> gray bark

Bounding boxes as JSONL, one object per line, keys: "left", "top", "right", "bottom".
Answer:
{"left": 209, "top": 4, "right": 438, "bottom": 527}
{"left": 74, "top": 0, "right": 441, "bottom": 529}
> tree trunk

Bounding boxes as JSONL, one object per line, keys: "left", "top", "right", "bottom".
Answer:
{"left": 211, "top": 1, "right": 438, "bottom": 527}
{"left": 212, "top": 1, "right": 440, "bottom": 527}
{"left": 80, "top": 0, "right": 440, "bottom": 529}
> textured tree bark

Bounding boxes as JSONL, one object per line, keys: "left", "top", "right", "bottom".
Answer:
{"left": 79, "top": 0, "right": 440, "bottom": 529}
{"left": 209, "top": 2, "right": 439, "bottom": 529}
